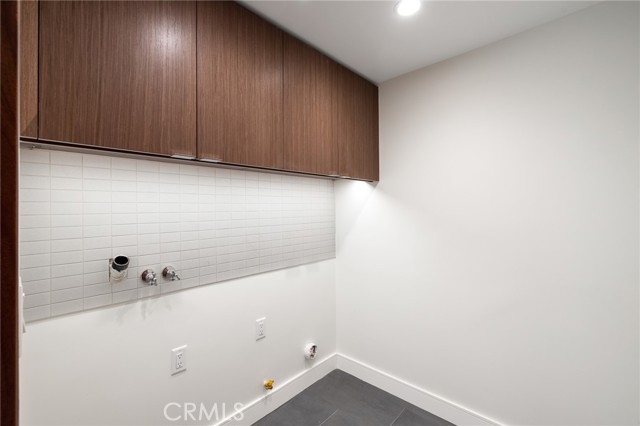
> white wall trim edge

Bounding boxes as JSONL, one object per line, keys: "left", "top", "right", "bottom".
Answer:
{"left": 336, "top": 354, "right": 505, "bottom": 426}
{"left": 215, "top": 353, "right": 339, "bottom": 426}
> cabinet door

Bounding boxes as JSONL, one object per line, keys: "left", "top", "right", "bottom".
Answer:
{"left": 39, "top": 1, "right": 196, "bottom": 156}
{"left": 198, "top": 1, "right": 283, "bottom": 168}
{"left": 360, "top": 76, "right": 379, "bottom": 181}
{"left": 20, "top": 0, "right": 38, "bottom": 138}
{"left": 336, "top": 65, "right": 379, "bottom": 181}
{"left": 283, "top": 34, "right": 338, "bottom": 176}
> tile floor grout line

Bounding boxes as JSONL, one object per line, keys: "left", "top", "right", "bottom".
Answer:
{"left": 388, "top": 407, "right": 407, "bottom": 426}
{"left": 318, "top": 409, "right": 339, "bottom": 426}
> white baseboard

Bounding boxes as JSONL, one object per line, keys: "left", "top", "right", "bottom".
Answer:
{"left": 214, "top": 353, "right": 338, "bottom": 426}
{"left": 215, "top": 353, "right": 503, "bottom": 426}
{"left": 337, "top": 354, "right": 504, "bottom": 426}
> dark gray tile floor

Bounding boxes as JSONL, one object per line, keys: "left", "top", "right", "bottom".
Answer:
{"left": 252, "top": 370, "right": 455, "bottom": 426}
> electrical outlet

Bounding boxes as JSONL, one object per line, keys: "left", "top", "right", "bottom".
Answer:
{"left": 171, "top": 345, "right": 187, "bottom": 375}
{"left": 255, "top": 317, "right": 266, "bottom": 340}
{"left": 176, "top": 352, "right": 184, "bottom": 369}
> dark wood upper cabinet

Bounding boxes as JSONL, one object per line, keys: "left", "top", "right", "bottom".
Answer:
{"left": 283, "top": 34, "right": 338, "bottom": 176}
{"left": 197, "top": 1, "right": 284, "bottom": 169}
{"left": 39, "top": 1, "right": 197, "bottom": 156}
{"left": 19, "top": 0, "right": 38, "bottom": 138}
{"left": 32, "top": 0, "right": 378, "bottom": 180}
{"left": 337, "top": 64, "right": 379, "bottom": 181}
{"left": 361, "top": 76, "right": 379, "bottom": 181}
{"left": 284, "top": 33, "right": 378, "bottom": 180}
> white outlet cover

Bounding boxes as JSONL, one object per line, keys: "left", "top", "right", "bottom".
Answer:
{"left": 255, "top": 317, "right": 266, "bottom": 340}
{"left": 171, "top": 345, "right": 187, "bottom": 375}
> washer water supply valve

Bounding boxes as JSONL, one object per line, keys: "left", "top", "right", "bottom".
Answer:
{"left": 263, "top": 379, "right": 275, "bottom": 391}
{"left": 304, "top": 343, "right": 318, "bottom": 360}
{"left": 141, "top": 269, "right": 157, "bottom": 286}
{"left": 162, "top": 266, "right": 181, "bottom": 281}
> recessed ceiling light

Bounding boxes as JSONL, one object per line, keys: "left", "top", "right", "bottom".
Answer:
{"left": 395, "top": 0, "right": 421, "bottom": 17}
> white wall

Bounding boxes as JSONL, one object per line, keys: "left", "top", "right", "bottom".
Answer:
{"left": 20, "top": 260, "right": 336, "bottom": 425}
{"left": 336, "top": 2, "right": 639, "bottom": 425}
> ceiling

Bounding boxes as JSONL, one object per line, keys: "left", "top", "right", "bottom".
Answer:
{"left": 242, "top": 0, "right": 597, "bottom": 83}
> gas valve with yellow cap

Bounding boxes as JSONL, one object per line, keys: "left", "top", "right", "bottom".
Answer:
{"left": 263, "top": 379, "right": 275, "bottom": 391}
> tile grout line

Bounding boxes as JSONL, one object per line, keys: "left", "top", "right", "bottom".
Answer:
{"left": 388, "top": 407, "right": 407, "bottom": 426}
{"left": 317, "top": 409, "right": 339, "bottom": 426}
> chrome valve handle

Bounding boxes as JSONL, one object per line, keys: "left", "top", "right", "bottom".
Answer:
{"left": 141, "top": 269, "right": 157, "bottom": 286}
{"left": 162, "top": 266, "right": 181, "bottom": 281}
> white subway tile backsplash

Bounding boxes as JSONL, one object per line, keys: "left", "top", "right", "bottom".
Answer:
{"left": 21, "top": 162, "right": 50, "bottom": 177}
{"left": 51, "top": 287, "right": 84, "bottom": 303}
{"left": 161, "top": 242, "right": 181, "bottom": 254}
{"left": 22, "top": 149, "right": 50, "bottom": 164}
{"left": 21, "top": 227, "right": 51, "bottom": 242}
{"left": 112, "top": 289, "right": 137, "bottom": 304}
{"left": 140, "top": 235, "right": 161, "bottom": 247}
{"left": 138, "top": 244, "right": 160, "bottom": 256}
{"left": 136, "top": 160, "right": 159, "bottom": 173}
{"left": 84, "top": 203, "right": 110, "bottom": 214}
{"left": 51, "top": 177, "right": 83, "bottom": 190}
{"left": 112, "top": 203, "right": 136, "bottom": 214}
{"left": 116, "top": 192, "right": 137, "bottom": 203}
{"left": 51, "top": 202, "right": 83, "bottom": 215}
{"left": 51, "top": 190, "right": 83, "bottom": 203}
{"left": 84, "top": 167, "right": 111, "bottom": 180}
{"left": 25, "top": 292, "right": 51, "bottom": 309}
{"left": 112, "top": 224, "right": 138, "bottom": 236}
{"left": 51, "top": 299, "right": 83, "bottom": 316}
{"left": 136, "top": 192, "right": 159, "bottom": 203}
{"left": 24, "top": 305, "right": 50, "bottom": 322}
{"left": 83, "top": 248, "right": 111, "bottom": 262}
{"left": 51, "top": 226, "right": 82, "bottom": 240}
{"left": 83, "top": 260, "right": 110, "bottom": 274}
{"left": 83, "top": 154, "right": 111, "bottom": 169}
{"left": 111, "top": 157, "right": 136, "bottom": 170}
{"left": 83, "top": 214, "right": 110, "bottom": 226}
{"left": 111, "top": 277, "right": 138, "bottom": 293}
{"left": 83, "top": 180, "right": 110, "bottom": 192}
{"left": 23, "top": 279, "right": 50, "bottom": 295}
{"left": 51, "top": 251, "right": 83, "bottom": 266}
{"left": 19, "top": 148, "right": 335, "bottom": 321}
{"left": 51, "top": 263, "right": 84, "bottom": 278}
{"left": 50, "top": 151, "right": 81, "bottom": 166}
{"left": 21, "top": 253, "right": 50, "bottom": 269}
{"left": 20, "top": 175, "right": 51, "bottom": 189}
{"left": 51, "top": 165, "right": 82, "bottom": 178}
{"left": 51, "top": 238, "right": 83, "bottom": 253}
{"left": 138, "top": 255, "right": 161, "bottom": 269}
{"left": 138, "top": 285, "right": 161, "bottom": 299}
{"left": 83, "top": 269, "right": 110, "bottom": 286}
{"left": 161, "top": 280, "right": 182, "bottom": 294}
{"left": 83, "top": 236, "right": 111, "bottom": 250}
{"left": 21, "top": 241, "right": 51, "bottom": 256}
{"left": 112, "top": 235, "right": 137, "bottom": 247}
{"left": 20, "top": 189, "right": 50, "bottom": 202}
{"left": 51, "top": 275, "right": 83, "bottom": 291}
{"left": 180, "top": 174, "right": 198, "bottom": 185}
{"left": 21, "top": 202, "right": 51, "bottom": 215}
{"left": 137, "top": 213, "right": 158, "bottom": 224}
{"left": 136, "top": 171, "right": 159, "bottom": 183}
{"left": 83, "top": 283, "right": 111, "bottom": 297}
{"left": 83, "top": 191, "right": 110, "bottom": 203}
{"left": 137, "top": 181, "right": 159, "bottom": 193}
{"left": 112, "top": 170, "right": 137, "bottom": 184}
